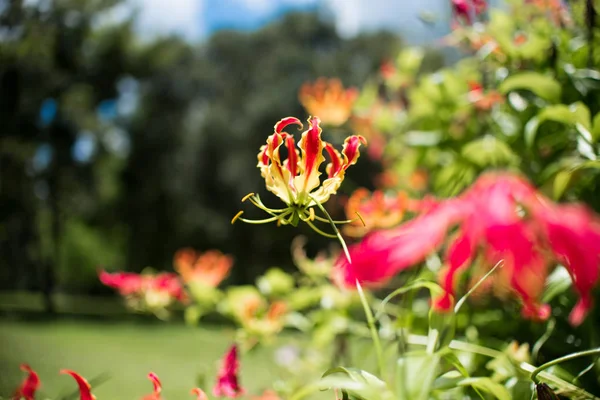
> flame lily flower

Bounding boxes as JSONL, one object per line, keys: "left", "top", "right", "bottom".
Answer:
{"left": 336, "top": 172, "right": 600, "bottom": 325}
{"left": 60, "top": 370, "right": 96, "bottom": 400}
{"left": 343, "top": 189, "right": 408, "bottom": 237}
{"left": 141, "top": 372, "right": 162, "bottom": 400}
{"left": 213, "top": 345, "right": 245, "bottom": 398}
{"left": 99, "top": 270, "right": 187, "bottom": 314}
{"left": 12, "top": 364, "right": 40, "bottom": 400}
{"left": 174, "top": 248, "right": 232, "bottom": 287}
{"left": 298, "top": 78, "right": 358, "bottom": 127}
{"left": 233, "top": 117, "right": 366, "bottom": 241}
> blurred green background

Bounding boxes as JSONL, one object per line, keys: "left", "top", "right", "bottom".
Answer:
{"left": 0, "top": 0, "right": 426, "bottom": 298}
{"left": 0, "top": 0, "right": 443, "bottom": 396}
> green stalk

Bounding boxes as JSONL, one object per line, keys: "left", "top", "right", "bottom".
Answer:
{"left": 308, "top": 196, "right": 351, "bottom": 263}
{"left": 530, "top": 348, "right": 600, "bottom": 384}
{"left": 356, "top": 281, "right": 385, "bottom": 378}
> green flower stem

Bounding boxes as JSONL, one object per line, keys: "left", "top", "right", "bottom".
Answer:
{"left": 356, "top": 281, "right": 386, "bottom": 379}
{"left": 308, "top": 196, "right": 351, "bottom": 263}
{"left": 530, "top": 348, "right": 600, "bottom": 384}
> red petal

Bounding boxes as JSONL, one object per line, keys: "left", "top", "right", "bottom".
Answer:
{"left": 335, "top": 200, "right": 468, "bottom": 286}
{"left": 274, "top": 117, "right": 302, "bottom": 134}
{"left": 301, "top": 117, "right": 323, "bottom": 182}
{"left": 284, "top": 135, "right": 299, "bottom": 177}
{"left": 324, "top": 143, "right": 343, "bottom": 178}
{"left": 148, "top": 372, "right": 162, "bottom": 396}
{"left": 433, "top": 231, "right": 475, "bottom": 311}
{"left": 13, "top": 364, "right": 40, "bottom": 400}
{"left": 60, "top": 370, "right": 96, "bottom": 400}
{"left": 540, "top": 204, "right": 600, "bottom": 325}
{"left": 213, "top": 345, "right": 245, "bottom": 398}
{"left": 98, "top": 270, "right": 143, "bottom": 296}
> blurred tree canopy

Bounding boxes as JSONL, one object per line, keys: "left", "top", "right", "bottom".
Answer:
{"left": 0, "top": 0, "right": 412, "bottom": 297}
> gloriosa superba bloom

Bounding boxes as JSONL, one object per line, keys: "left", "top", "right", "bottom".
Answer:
{"left": 233, "top": 116, "right": 367, "bottom": 238}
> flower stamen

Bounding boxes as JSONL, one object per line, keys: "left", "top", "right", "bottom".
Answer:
{"left": 231, "top": 211, "right": 244, "bottom": 224}
{"left": 241, "top": 193, "right": 255, "bottom": 202}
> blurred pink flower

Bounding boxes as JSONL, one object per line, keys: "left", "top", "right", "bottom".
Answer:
{"left": 336, "top": 172, "right": 600, "bottom": 325}
{"left": 99, "top": 270, "right": 188, "bottom": 308}
{"left": 12, "top": 364, "right": 40, "bottom": 400}
{"left": 213, "top": 345, "right": 245, "bottom": 398}
{"left": 452, "top": 0, "right": 487, "bottom": 25}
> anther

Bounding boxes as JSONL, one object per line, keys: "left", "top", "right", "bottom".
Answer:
{"left": 231, "top": 211, "right": 244, "bottom": 224}
{"left": 241, "top": 193, "right": 255, "bottom": 202}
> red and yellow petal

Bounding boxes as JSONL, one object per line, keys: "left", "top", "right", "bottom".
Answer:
{"left": 341, "top": 135, "right": 367, "bottom": 170}
{"left": 274, "top": 117, "right": 302, "bottom": 134}
{"left": 295, "top": 117, "right": 325, "bottom": 194}
{"left": 324, "top": 143, "right": 343, "bottom": 178}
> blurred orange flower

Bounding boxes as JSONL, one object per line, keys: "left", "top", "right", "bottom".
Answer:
{"left": 12, "top": 364, "right": 40, "bottom": 400}
{"left": 251, "top": 390, "right": 282, "bottom": 400}
{"left": 467, "top": 82, "right": 504, "bottom": 111}
{"left": 379, "top": 59, "right": 396, "bottom": 80}
{"left": 242, "top": 299, "right": 288, "bottom": 336}
{"left": 525, "top": 0, "right": 571, "bottom": 26}
{"left": 409, "top": 169, "right": 429, "bottom": 192}
{"left": 174, "top": 248, "right": 233, "bottom": 287}
{"left": 299, "top": 78, "right": 358, "bottom": 127}
{"left": 191, "top": 388, "right": 209, "bottom": 400}
{"left": 344, "top": 188, "right": 408, "bottom": 237}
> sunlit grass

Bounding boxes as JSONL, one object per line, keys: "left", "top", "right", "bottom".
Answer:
{"left": 0, "top": 319, "right": 280, "bottom": 399}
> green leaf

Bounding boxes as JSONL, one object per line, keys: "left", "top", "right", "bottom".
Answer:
{"left": 184, "top": 305, "right": 203, "bottom": 325}
{"left": 542, "top": 266, "right": 572, "bottom": 303}
{"left": 397, "top": 351, "right": 441, "bottom": 400}
{"left": 461, "top": 136, "right": 519, "bottom": 167}
{"left": 492, "top": 110, "right": 521, "bottom": 137}
{"left": 441, "top": 351, "right": 470, "bottom": 378}
{"left": 592, "top": 113, "right": 600, "bottom": 142}
{"left": 404, "top": 130, "right": 442, "bottom": 147}
{"left": 256, "top": 267, "right": 294, "bottom": 297}
{"left": 458, "top": 377, "right": 512, "bottom": 400}
{"left": 524, "top": 103, "right": 592, "bottom": 148}
{"left": 505, "top": 377, "right": 534, "bottom": 400}
{"left": 321, "top": 367, "right": 390, "bottom": 400}
{"left": 376, "top": 280, "right": 443, "bottom": 319}
{"left": 499, "top": 73, "right": 561, "bottom": 103}
{"left": 428, "top": 310, "right": 455, "bottom": 352}
{"left": 396, "top": 47, "right": 424, "bottom": 75}
{"left": 553, "top": 170, "right": 571, "bottom": 200}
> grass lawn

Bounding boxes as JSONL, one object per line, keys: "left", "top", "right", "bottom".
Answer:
{"left": 0, "top": 318, "right": 281, "bottom": 399}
